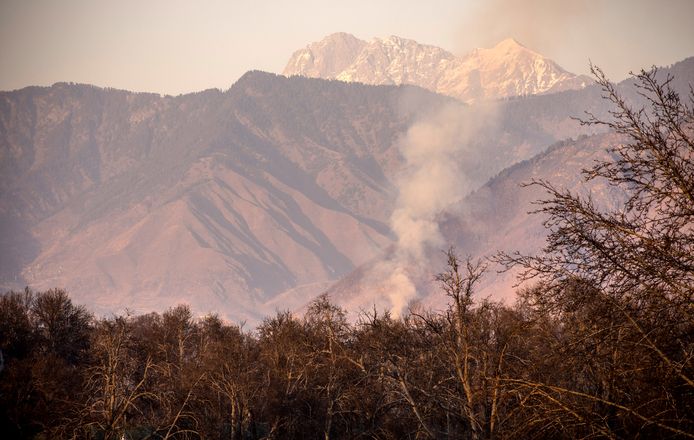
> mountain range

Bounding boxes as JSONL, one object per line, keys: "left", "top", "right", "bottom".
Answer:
{"left": 283, "top": 33, "right": 592, "bottom": 102}
{"left": 2, "top": 37, "right": 693, "bottom": 324}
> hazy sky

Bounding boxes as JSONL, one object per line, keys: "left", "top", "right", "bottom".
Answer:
{"left": 1, "top": 0, "right": 693, "bottom": 95}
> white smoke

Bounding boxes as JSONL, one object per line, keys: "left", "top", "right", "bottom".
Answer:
{"left": 380, "top": 100, "right": 499, "bottom": 316}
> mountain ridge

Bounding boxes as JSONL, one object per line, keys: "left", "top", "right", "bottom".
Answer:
{"left": 2, "top": 57, "right": 692, "bottom": 324}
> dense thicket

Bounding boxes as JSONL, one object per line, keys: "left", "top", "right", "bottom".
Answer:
{"left": 1, "top": 70, "right": 692, "bottom": 439}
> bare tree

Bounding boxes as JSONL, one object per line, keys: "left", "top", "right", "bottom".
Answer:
{"left": 497, "top": 66, "right": 694, "bottom": 437}
{"left": 81, "top": 316, "right": 159, "bottom": 439}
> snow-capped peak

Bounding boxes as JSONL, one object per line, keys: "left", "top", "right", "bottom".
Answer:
{"left": 283, "top": 33, "right": 590, "bottom": 102}
{"left": 494, "top": 37, "right": 526, "bottom": 50}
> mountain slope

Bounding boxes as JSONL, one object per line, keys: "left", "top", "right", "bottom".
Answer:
{"left": 1, "top": 76, "right": 435, "bottom": 320}
{"left": 283, "top": 33, "right": 591, "bottom": 102}
{"left": 2, "top": 57, "right": 692, "bottom": 323}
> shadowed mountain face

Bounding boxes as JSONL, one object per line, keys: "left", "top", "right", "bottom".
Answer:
{"left": 1, "top": 58, "right": 692, "bottom": 323}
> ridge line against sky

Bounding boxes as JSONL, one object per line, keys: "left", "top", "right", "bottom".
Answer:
{"left": 1, "top": 0, "right": 693, "bottom": 95}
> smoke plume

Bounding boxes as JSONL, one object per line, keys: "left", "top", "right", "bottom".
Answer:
{"left": 456, "top": 0, "right": 591, "bottom": 57}
{"left": 454, "top": 0, "right": 694, "bottom": 80}
{"left": 378, "top": 100, "right": 498, "bottom": 316}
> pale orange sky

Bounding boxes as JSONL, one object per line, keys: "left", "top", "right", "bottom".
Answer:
{"left": 1, "top": 0, "right": 693, "bottom": 95}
